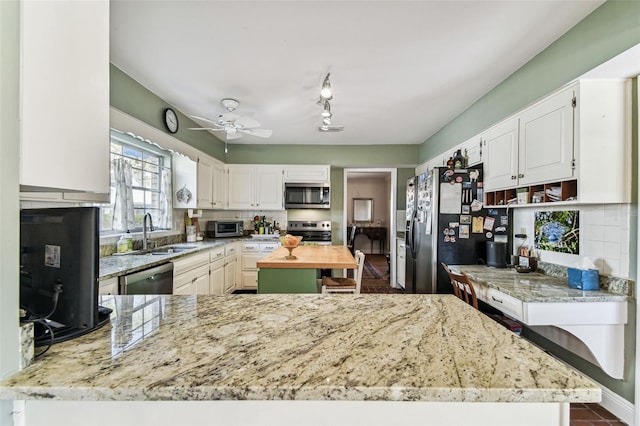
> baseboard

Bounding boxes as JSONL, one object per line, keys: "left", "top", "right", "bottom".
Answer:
{"left": 598, "top": 382, "right": 635, "bottom": 426}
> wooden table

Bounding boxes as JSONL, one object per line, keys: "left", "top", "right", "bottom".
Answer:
{"left": 257, "top": 245, "right": 357, "bottom": 293}
{"left": 349, "top": 226, "right": 386, "bottom": 253}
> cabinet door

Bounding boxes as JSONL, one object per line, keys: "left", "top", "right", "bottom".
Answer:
{"left": 483, "top": 118, "right": 519, "bottom": 191}
{"left": 518, "top": 86, "right": 574, "bottom": 186}
{"left": 209, "top": 263, "right": 225, "bottom": 295}
{"left": 284, "top": 165, "right": 329, "bottom": 182}
{"left": 224, "top": 258, "right": 237, "bottom": 293}
{"left": 173, "top": 153, "right": 197, "bottom": 209}
{"left": 227, "top": 166, "right": 256, "bottom": 209}
{"left": 197, "top": 154, "right": 214, "bottom": 209}
{"left": 255, "top": 166, "right": 284, "bottom": 210}
{"left": 461, "top": 136, "right": 483, "bottom": 167}
{"left": 396, "top": 240, "right": 405, "bottom": 287}
{"left": 20, "top": 0, "right": 109, "bottom": 194}
{"left": 211, "top": 162, "right": 226, "bottom": 209}
{"left": 194, "top": 271, "right": 210, "bottom": 295}
{"left": 240, "top": 271, "right": 258, "bottom": 290}
{"left": 99, "top": 277, "right": 118, "bottom": 295}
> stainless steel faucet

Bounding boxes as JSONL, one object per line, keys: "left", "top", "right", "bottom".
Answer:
{"left": 143, "top": 213, "right": 154, "bottom": 250}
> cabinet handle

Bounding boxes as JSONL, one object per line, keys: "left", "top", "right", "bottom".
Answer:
{"left": 491, "top": 296, "right": 503, "bottom": 304}
{"left": 511, "top": 175, "right": 517, "bottom": 180}
{"left": 518, "top": 174, "right": 524, "bottom": 178}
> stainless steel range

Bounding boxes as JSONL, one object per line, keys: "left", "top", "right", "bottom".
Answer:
{"left": 286, "top": 221, "right": 332, "bottom": 245}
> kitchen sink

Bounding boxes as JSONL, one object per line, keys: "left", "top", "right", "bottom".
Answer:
{"left": 130, "top": 245, "right": 199, "bottom": 255}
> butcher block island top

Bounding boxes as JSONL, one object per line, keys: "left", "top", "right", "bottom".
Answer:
{"left": 257, "top": 245, "right": 357, "bottom": 269}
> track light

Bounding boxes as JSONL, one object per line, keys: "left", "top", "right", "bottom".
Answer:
{"left": 320, "top": 73, "right": 332, "bottom": 100}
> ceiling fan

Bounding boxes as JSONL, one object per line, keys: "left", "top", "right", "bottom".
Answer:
{"left": 189, "top": 98, "right": 272, "bottom": 140}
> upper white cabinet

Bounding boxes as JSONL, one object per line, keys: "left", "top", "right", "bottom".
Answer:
{"left": 283, "top": 165, "right": 330, "bottom": 182}
{"left": 197, "top": 153, "right": 226, "bottom": 209}
{"left": 173, "top": 153, "right": 197, "bottom": 209}
{"left": 461, "top": 136, "right": 484, "bottom": 167}
{"left": 517, "top": 85, "right": 574, "bottom": 186}
{"left": 227, "top": 165, "right": 284, "bottom": 210}
{"left": 20, "top": 0, "right": 109, "bottom": 194}
{"left": 483, "top": 79, "right": 630, "bottom": 204}
{"left": 483, "top": 118, "right": 519, "bottom": 190}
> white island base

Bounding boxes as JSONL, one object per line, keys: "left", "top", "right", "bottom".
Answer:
{"left": 17, "top": 400, "right": 570, "bottom": 426}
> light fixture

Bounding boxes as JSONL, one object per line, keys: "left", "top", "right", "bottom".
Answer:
{"left": 321, "top": 100, "right": 332, "bottom": 118}
{"left": 322, "top": 117, "right": 331, "bottom": 126}
{"left": 320, "top": 73, "right": 332, "bottom": 100}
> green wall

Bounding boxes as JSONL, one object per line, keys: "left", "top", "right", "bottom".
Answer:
{"left": 396, "top": 168, "right": 415, "bottom": 212}
{"left": 420, "top": 0, "right": 640, "bottom": 162}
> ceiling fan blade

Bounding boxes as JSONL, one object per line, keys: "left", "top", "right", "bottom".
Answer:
{"left": 234, "top": 116, "right": 262, "bottom": 129}
{"left": 188, "top": 127, "right": 226, "bottom": 131}
{"left": 226, "top": 131, "right": 243, "bottom": 140}
{"left": 190, "top": 115, "right": 221, "bottom": 127}
{"left": 239, "top": 128, "right": 272, "bottom": 138}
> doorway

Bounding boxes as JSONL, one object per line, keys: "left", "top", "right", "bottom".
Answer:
{"left": 343, "top": 168, "right": 401, "bottom": 291}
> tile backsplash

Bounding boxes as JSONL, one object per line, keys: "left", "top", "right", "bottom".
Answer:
{"left": 512, "top": 204, "right": 631, "bottom": 278}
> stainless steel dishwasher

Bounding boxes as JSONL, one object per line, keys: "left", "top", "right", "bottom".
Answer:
{"left": 119, "top": 262, "right": 174, "bottom": 295}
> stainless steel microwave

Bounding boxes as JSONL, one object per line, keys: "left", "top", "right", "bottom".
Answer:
{"left": 284, "top": 183, "right": 330, "bottom": 209}
{"left": 206, "top": 220, "right": 244, "bottom": 238}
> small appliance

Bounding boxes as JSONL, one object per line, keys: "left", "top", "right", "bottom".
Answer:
{"left": 284, "top": 183, "right": 330, "bottom": 209}
{"left": 206, "top": 220, "right": 244, "bottom": 238}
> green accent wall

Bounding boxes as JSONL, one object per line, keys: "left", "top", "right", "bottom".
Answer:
{"left": 396, "top": 168, "right": 415, "bottom": 211}
{"left": 420, "top": 0, "right": 640, "bottom": 161}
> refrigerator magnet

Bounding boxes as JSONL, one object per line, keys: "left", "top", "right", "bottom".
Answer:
{"left": 460, "top": 215, "right": 471, "bottom": 224}
{"left": 450, "top": 236, "right": 456, "bottom": 243}
{"left": 449, "top": 222, "right": 459, "bottom": 228}
{"left": 494, "top": 234, "right": 508, "bottom": 243}
{"left": 443, "top": 228, "right": 450, "bottom": 235}
{"left": 462, "top": 205, "right": 470, "bottom": 214}
{"left": 459, "top": 224, "right": 470, "bottom": 239}
{"left": 483, "top": 216, "right": 495, "bottom": 231}
{"left": 444, "top": 235, "right": 450, "bottom": 243}
{"left": 472, "top": 216, "right": 484, "bottom": 233}
{"left": 470, "top": 199, "right": 483, "bottom": 212}
{"left": 485, "top": 231, "right": 493, "bottom": 239}
{"left": 500, "top": 216, "right": 509, "bottom": 226}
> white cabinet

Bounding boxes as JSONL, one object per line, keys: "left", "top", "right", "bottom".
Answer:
{"left": 460, "top": 136, "right": 484, "bottom": 167}
{"left": 483, "top": 118, "right": 519, "bottom": 190}
{"left": 20, "top": 0, "right": 109, "bottom": 195}
{"left": 173, "top": 153, "right": 197, "bottom": 209}
{"left": 197, "top": 154, "right": 226, "bottom": 209}
{"left": 224, "top": 244, "right": 238, "bottom": 294}
{"left": 172, "top": 251, "right": 210, "bottom": 295}
{"left": 209, "top": 246, "right": 225, "bottom": 295}
{"left": 99, "top": 277, "right": 118, "bottom": 295}
{"left": 227, "top": 165, "right": 283, "bottom": 210}
{"left": 395, "top": 239, "right": 405, "bottom": 289}
{"left": 283, "top": 165, "right": 330, "bottom": 182}
{"left": 239, "top": 241, "right": 279, "bottom": 290}
{"left": 517, "top": 85, "right": 574, "bottom": 186}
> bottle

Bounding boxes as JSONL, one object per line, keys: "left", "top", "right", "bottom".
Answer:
{"left": 117, "top": 234, "right": 128, "bottom": 253}
{"left": 124, "top": 231, "right": 133, "bottom": 251}
{"left": 446, "top": 157, "right": 454, "bottom": 169}
{"left": 453, "top": 149, "right": 464, "bottom": 169}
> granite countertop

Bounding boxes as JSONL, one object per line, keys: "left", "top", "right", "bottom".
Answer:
{"left": 452, "top": 265, "right": 629, "bottom": 303}
{"left": 100, "top": 236, "right": 280, "bottom": 280}
{"left": 0, "top": 294, "right": 600, "bottom": 403}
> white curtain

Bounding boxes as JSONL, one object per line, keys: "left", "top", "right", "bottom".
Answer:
{"left": 158, "top": 168, "right": 172, "bottom": 229}
{"left": 112, "top": 158, "right": 135, "bottom": 232}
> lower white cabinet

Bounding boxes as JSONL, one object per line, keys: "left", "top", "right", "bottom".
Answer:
{"left": 395, "top": 239, "right": 405, "bottom": 288}
{"left": 224, "top": 243, "right": 238, "bottom": 294}
{"left": 240, "top": 241, "right": 280, "bottom": 290}
{"left": 208, "top": 243, "right": 238, "bottom": 295}
{"left": 99, "top": 276, "right": 118, "bottom": 295}
{"left": 172, "top": 251, "right": 210, "bottom": 295}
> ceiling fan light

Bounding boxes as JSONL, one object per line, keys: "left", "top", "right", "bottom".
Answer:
{"left": 321, "top": 101, "right": 332, "bottom": 118}
{"left": 322, "top": 117, "right": 331, "bottom": 126}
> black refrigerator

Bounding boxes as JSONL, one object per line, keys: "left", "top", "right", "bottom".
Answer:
{"left": 406, "top": 165, "right": 510, "bottom": 294}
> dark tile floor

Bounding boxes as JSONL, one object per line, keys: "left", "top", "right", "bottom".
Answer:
{"left": 570, "top": 403, "right": 627, "bottom": 425}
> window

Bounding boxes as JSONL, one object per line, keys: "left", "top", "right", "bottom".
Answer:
{"left": 101, "top": 130, "right": 172, "bottom": 234}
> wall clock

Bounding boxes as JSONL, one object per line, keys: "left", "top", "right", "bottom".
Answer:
{"left": 164, "top": 108, "right": 179, "bottom": 133}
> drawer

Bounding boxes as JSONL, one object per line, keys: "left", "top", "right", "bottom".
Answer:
{"left": 172, "top": 251, "right": 210, "bottom": 275}
{"left": 242, "top": 243, "right": 260, "bottom": 252}
{"left": 174, "top": 264, "right": 209, "bottom": 289}
{"left": 210, "top": 256, "right": 224, "bottom": 270}
{"left": 485, "top": 287, "right": 523, "bottom": 321}
{"left": 210, "top": 247, "right": 225, "bottom": 262}
{"left": 225, "top": 244, "right": 237, "bottom": 257}
{"left": 260, "top": 242, "right": 279, "bottom": 252}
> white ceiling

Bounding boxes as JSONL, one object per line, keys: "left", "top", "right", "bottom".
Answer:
{"left": 110, "top": 0, "right": 606, "bottom": 146}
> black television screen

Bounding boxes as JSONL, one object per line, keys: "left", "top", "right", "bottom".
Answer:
{"left": 20, "top": 207, "right": 109, "bottom": 345}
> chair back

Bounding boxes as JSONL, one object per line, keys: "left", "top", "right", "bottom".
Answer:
{"left": 441, "top": 262, "right": 478, "bottom": 309}
{"left": 353, "top": 250, "right": 366, "bottom": 293}
{"left": 348, "top": 225, "right": 357, "bottom": 254}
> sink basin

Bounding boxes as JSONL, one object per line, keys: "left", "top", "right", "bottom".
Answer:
{"left": 129, "top": 245, "right": 199, "bottom": 255}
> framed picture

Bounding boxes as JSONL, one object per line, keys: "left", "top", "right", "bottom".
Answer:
{"left": 461, "top": 205, "right": 470, "bottom": 214}
{"left": 460, "top": 215, "right": 471, "bottom": 224}
{"left": 534, "top": 210, "right": 579, "bottom": 254}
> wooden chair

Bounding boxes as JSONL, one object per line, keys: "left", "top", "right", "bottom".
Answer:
{"left": 322, "top": 250, "right": 365, "bottom": 294}
{"left": 441, "top": 262, "right": 478, "bottom": 309}
{"left": 346, "top": 225, "right": 357, "bottom": 255}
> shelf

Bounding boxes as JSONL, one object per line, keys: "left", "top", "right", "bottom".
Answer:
{"left": 485, "top": 179, "right": 577, "bottom": 207}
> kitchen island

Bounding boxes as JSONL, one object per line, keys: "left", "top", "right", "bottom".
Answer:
{"left": 256, "top": 245, "right": 357, "bottom": 293}
{"left": 1, "top": 294, "right": 599, "bottom": 426}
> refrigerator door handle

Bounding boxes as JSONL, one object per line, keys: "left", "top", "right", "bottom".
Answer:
{"left": 410, "top": 211, "right": 418, "bottom": 258}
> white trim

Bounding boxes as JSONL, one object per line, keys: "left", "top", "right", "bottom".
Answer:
{"left": 343, "top": 168, "right": 397, "bottom": 286}
{"left": 600, "top": 382, "right": 635, "bottom": 426}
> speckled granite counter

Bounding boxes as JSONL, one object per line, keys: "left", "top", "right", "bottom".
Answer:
{"left": 1, "top": 294, "right": 599, "bottom": 403}
{"left": 452, "top": 265, "right": 629, "bottom": 303}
